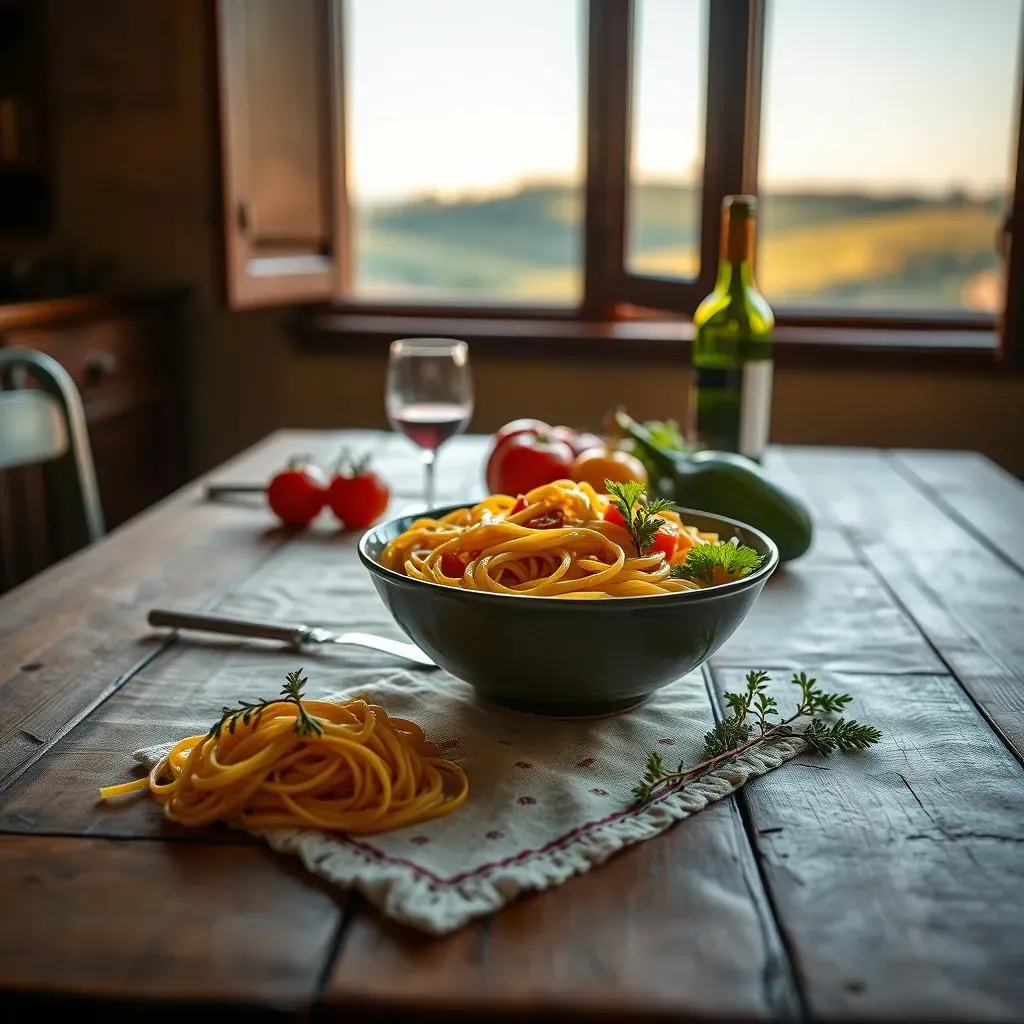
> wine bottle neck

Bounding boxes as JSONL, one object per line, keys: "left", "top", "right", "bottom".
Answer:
{"left": 715, "top": 199, "right": 758, "bottom": 291}
{"left": 714, "top": 255, "right": 756, "bottom": 292}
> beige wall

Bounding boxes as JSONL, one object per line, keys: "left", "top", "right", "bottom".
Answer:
{"left": 6, "top": 0, "right": 1022, "bottom": 475}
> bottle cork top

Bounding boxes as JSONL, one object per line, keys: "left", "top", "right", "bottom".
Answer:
{"left": 723, "top": 195, "right": 758, "bottom": 216}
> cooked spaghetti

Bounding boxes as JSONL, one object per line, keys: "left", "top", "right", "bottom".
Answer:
{"left": 379, "top": 479, "right": 722, "bottom": 599}
{"left": 99, "top": 678, "right": 468, "bottom": 834}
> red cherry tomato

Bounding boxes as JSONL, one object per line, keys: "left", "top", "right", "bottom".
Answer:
{"left": 650, "top": 529, "right": 678, "bottom": 559}
{"left": 549, "top": 425, "right": 580, "bottom": 449}
{"left": 485, "top": 419, "right": 559, "bottom": 492}
{"left": 267, "top": 460, "right": 328, "bottom": 526}
{"left": 602, "top": 505, "right": 626, "bottom": 527}
{"left": 326, "top": 454, "right": 391, "bottom": 529}
{"left": 440, "top": 553, "right": 465, "bottom": 578}
{"left": 552, "top": 426, "right": 605, "bottom": 456}
{"left": 494, "top": 418, "right": 551, "bottom": 445}
{"left": 522, "top": 510, "right": 565, "bottom": 530}
{"left": 487, "top": 433, "right": 574, "bottom": 496}
{"left": 511, "top": 495, "right": 528, "bottom": 514}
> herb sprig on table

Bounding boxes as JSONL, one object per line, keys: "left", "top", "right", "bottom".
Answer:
{"left": 632, "top": 670, "right": 881, "bottom": 807}
{"left": 604, "top": 479, "right": 674, "bottom": 556}
{"left": 209, "top": 669, "right": 323, "bottom": 739}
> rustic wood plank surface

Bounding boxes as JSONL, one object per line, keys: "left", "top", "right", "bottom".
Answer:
{"left": 325, "top": 797, "right": 799, "bottom": 1022}
{"left": 713, "top": 665, "right": 1024, "bottom": 1021}
{"left": 891, "top": 449, "right": 1024, "bottom": 575}
{"left": 0, "top": 430, "right": 312, "bottom": 790}
{"left": 1, "top": 429, "right": 1022, "bottom": 1022}
{"left": 778, "top": 446, "right": 1024, "bottom": 762}
{"left": 0, "top": 834, "right": 343, "bottom": 1017}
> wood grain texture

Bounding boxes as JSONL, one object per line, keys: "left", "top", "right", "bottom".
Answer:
{"left": 0, "top": 466, "right": 284, "bottom": 790}
{"left": 713, "top": 666, "right": 1024, "bottom": 1021}
{"left": 718, "top": 448, "right": 943, "bottom": 675}
{"left": 0, "top": 641, "right": 291, "bottom": 838}
{"left": 711, "top": 562, "right": 945, "bottom": 674}
{"left": 779, "top": 446, "right": 1024, "bottom": 762}
{"left": 0, "top": 834, "right": 343, "bottom": 1013}
{"left": 0, "top": 428, "right": 450, "bottom": 793}
{"left": 0, "top": 429, "right": 483, "bottom": 827}
{"left": 324, "top": 796, "right": 799, "bottom": 1022}
{"left": 892, "top": 448, "right": 1024, "bottom": 575}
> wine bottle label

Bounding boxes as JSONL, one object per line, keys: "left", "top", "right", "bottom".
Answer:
{"left": 738, "top": 360, "right": 773, "bottom": 460}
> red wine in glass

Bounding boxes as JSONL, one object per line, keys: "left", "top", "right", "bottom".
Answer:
{"left": 391, "top": 401, "right": 471, "bottom": 451}
{"left": 385, "top": 338, "right": 474, "bottom": 508}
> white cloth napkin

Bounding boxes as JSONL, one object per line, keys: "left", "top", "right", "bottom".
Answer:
{"left": 135, "top": 668, "right": 804, "bottom": 935}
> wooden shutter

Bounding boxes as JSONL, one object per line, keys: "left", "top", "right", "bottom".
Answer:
{"left": 215, "top": 0, "right": 346, "bottom": 309}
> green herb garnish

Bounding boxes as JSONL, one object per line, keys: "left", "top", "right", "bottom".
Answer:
{"left": 631, "top": 669, "right": 881, "bottom": 806}
{"left": 209, "top": 669, "right": 323, "bottom": 739}
{"left": 604, "top": 479, "right": 674, "bottom": 556}
{"left": 669, "top": 539, "right": 764, "bottom": 583}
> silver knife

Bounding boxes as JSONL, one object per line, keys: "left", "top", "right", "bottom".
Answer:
{"left": 147, "top": 608, "right": 438, "bottom": 669}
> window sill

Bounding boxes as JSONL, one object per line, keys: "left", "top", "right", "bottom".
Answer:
{"left": 289, "top": 308, "right": 1011, "bottom": 373}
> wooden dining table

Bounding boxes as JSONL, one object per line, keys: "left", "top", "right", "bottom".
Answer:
{"left": 1, "top": 429, "right": 1022, "bottom": 1022}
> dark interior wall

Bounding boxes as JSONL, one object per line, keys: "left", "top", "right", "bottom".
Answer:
{"left": 2, "top": 0, "right": 1021, "bottom": 475}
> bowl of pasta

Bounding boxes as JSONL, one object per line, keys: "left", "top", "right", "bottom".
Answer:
{"left": 358, "top": 479, "right": 778, "bottom": 717}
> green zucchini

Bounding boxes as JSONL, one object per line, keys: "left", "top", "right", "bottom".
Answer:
{"left": 616, "top": 411, "right": 814, "bottom": 563}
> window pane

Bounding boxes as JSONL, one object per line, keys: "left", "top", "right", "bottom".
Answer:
{"left": 627, "top": 0, "right": 706, "bottom": 279}
{"left": 759, "top": 0, "right": 1022, "bottom": 314}
{"left": 345, "top": 0, "right": 584, "bottom": 303}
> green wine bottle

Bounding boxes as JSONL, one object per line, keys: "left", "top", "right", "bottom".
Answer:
{"left": 689, "top": 195, "right": 774, "bottom": 462}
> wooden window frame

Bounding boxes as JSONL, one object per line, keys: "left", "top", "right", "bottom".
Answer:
{"left": 215, "top": 0, "right": 1024, "bottom": 370}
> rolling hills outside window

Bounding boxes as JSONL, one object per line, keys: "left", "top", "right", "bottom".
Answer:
{"left": 216, "top": 0, "right": 1024, "bottom": 361}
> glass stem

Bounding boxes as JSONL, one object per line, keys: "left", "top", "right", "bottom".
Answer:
{"left": 422, "top": 449, "right": 437, "bottom": 509}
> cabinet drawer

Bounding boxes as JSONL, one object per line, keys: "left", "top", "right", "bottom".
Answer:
{"left": 4, "top": 315, "right": 157, "bottom": 397}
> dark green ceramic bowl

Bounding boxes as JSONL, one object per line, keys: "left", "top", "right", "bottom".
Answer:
{"left": 358, "top": 504, "right": 778, "bottom": 717}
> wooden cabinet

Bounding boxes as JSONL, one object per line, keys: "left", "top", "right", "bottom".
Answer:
{"left": 0, "top": 290, "right": 191, "bottom": 593}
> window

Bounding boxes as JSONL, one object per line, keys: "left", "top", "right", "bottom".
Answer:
{"left": 758, "top": 0, "right": 1021, "bottom": 316}
{"left": 626, "top": 0, "right": 706, "bottom": 281}
{"left": 346, "top": 0, "right": 585, "bottom": 303}
{"left": 215, "top": 0, "right": 1024, "bottom": 363}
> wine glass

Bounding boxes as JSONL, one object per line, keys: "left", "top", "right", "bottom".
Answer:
{"left": 385, "top": 338, "right": 473, "bottom": 510}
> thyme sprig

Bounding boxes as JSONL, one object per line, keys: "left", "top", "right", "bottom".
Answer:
{"left": 632, "top": 669, "right": 880, "bottom": 806}
{"left": 209, "top": 669, "right": 323, "bottom": 739}
{"left": 604, "top": 479, "right": 674, "bottom": 556}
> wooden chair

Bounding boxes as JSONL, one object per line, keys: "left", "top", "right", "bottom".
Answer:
{"left": 0, "top": 348, "right": 105, "bottom": 561}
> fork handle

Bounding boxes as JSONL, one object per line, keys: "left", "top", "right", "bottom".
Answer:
{"left": 147, "top": 608, "right": 307, "bottom": 648}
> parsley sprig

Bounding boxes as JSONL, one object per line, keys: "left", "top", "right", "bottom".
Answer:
{"left": 669, "top": 540, "right": 764, "bottom": 583}
{"left": 209, "top": 669, "right": 323, "bottom": 739}
{"left": 604, "top": 479, "right": 674, "bottom": 556}
{"left": 632, "top": 669, "right": 881, "bottom": 806}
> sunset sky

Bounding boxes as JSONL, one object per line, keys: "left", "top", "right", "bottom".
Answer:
{"left": 346, "top": 0, "right": 1022, "bottom": 202}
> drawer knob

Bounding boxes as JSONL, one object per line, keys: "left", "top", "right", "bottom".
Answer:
{"left": 84, "top": 352, "right": 118, "bottom": 383}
